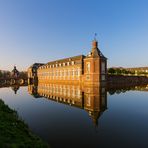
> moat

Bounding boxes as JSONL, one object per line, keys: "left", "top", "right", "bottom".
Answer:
{"left": 0, "top": 84, "right": 148, "bottom": 148}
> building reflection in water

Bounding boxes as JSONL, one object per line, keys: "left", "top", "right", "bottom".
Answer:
{"left": 28, "top": 83, "right": 107, "bottom": 126}
{"left": 11, "top": 85, "right": 20, "bottom": 94}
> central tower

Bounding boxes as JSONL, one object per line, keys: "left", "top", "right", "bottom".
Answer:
{"left": 83, "top": 39, "right": 107, "bottom": 85}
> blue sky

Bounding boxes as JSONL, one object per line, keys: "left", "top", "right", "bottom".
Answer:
{"left": 0, "top": 0, "right": 148, "bottom": 71}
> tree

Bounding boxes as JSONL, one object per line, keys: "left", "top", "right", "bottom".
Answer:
{"left": 115, "top": 68, "right": 122, "bottom": 75}
{"left": 19, "top": 71, "right": 28, "bottom": 79}
{"left": 108, "top": 68, "right": 116, "bottom": 74}
{"left": 0, "top": 70, "right": 2, "bottom": 78}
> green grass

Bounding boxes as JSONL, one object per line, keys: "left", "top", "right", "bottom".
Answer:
{"left": 0, "top": 99, "right": 49, "bottom": 148}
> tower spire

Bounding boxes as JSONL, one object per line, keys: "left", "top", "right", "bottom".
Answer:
{"left": 92, "top": 33, "right": 98, "bottom": 49}
{"left": 94, "top": 33, "right": 97, "bottom": 41}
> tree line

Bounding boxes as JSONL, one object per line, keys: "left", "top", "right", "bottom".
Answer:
{"left": 0, "top": 70, "right": 27, "bottom": 79}
{"left": 108, "top": 68, "right": 148, "bottom": 76}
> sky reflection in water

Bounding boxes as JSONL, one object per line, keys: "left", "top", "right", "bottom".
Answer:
{"left": 0, "top": 84, "right": 148, "bottom": 148}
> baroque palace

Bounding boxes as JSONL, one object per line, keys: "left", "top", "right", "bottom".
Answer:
{"left": 28, "top": 39, "right": 107, "bottom": 85}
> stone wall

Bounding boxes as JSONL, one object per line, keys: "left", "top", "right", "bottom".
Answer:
{"left": 108, "top": 75, "right": 148, "bottom": 85}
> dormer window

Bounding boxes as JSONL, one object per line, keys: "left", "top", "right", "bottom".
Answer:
{"left": 71, "top": 61, "right": 74, "bottom": 65}
{"left": 87, "top": 52, "right": 92, "bottom": 57}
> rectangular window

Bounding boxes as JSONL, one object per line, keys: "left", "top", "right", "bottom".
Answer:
{"left": 78, "top": 68, "right": 80, "bottom": 76}
{"left": 86, "top": 75, "right": 90, "bottom": 80}
{"left": 86, "top": 62, "right": 90, "bottom": 73}
{"left": 101, "top": 87, "right": 105, "bottom": 93}
{"left": 101, "top": 62, "right": 105, "bottom": 73}
{"left": 101, "top": 75, "right": 106, "bottom": 81}
{"left": 86, "top": 95, "right": 91, "bottom": 106}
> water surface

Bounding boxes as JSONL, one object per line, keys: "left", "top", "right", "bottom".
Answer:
{"left": 0, "top": 84, "right": 148, "bottom": 148}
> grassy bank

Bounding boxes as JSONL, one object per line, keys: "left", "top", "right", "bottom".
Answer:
{"left": 0, "top": 99, "right": 49, "bottom": 148}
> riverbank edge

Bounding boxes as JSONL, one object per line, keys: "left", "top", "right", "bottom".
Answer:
{"left": 0, "top": 99, "right": 49, "bottom": 148}
{"left": 108, "top": 75, "right": 148, "bottom": 84}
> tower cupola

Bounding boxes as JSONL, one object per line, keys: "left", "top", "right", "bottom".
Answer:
{"left": 92, "top": 39, "right": 98, "bottom": 49}
{"left": 91, "top": 39, "right": 100, "bottom": 58}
